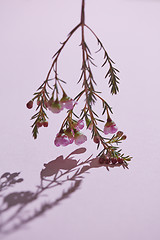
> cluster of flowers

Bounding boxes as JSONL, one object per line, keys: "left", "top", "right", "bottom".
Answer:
{"left": 26, "top": 93, "right": 120, "bottom": 147}
{"left": 47, "top": 92, "right": 75, "bottom": 113}
{"left": 26, "top": 92, "right": 75, "bottom": 128}
{"left": 54, "top": 120, "right": 87, "bottom": 146}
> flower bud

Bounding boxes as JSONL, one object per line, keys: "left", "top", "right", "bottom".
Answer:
{"left": 93, "top": 135, "right": 100, "bottom": 144}
{"left": 118, "top": 158, "right": 123, "bottom": 164}
{"left": 43, "top": 121, "right": 48, "bottom": 127}
{"left": 111, "top": 158, "right": 117, "bottom": 164}
{"left": 37, "top": 122, "right": 43, "bottom": 128}
{"left": 121, "top": 135, "right": 127, "bottom": 140}
{"left": 26, "top": 100, "right": 33, "bottom": 109}
{"left": 116, "top": 131, "right": 123, "bottom": 138}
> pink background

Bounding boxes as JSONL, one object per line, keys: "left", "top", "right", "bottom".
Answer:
{"left": 0, "top": 0, "right": 160, "bottom": 239}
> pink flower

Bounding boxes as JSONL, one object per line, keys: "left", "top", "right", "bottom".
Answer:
{"left": 54, "top": 133, "right": 70, "bottom": 147}
{"left": 64, "top": 129, "right": 74, "bottom": 144}
{"left": 48, "top": 99, "right": 63, "bottom": 113}
{"left": 74, "top": 131, "right": 87, "bottom": 145}
{"left": 60, "top": 93, "right": 75, "bottom": 110}
{"left": 63, "top": 98, "right": 75, "bottom": 110}
{"left": 104, "top": 119, "right": 118, "bottom": 135}
{"left": 75, "top": 119, "right": 84, "bottom": 130}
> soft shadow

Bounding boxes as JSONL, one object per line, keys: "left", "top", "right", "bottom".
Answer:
{"left": 41, "top": 148, "right": 86, "bottom": 178}
{"left": 0, "top": 147, "right": 127, "bottom": 235}
{"left": 0, "top": 172, "right": 23, "bottom": 193}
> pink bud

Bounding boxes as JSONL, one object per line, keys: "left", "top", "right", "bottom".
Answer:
{"left": 75, "top": 119, "right": 84, "bottom": 130}
{"left": 93, "top": 135, "right": 100, "bottom": 144}
{"left": 26, "top": 100, "right": 33, "bottom": 109}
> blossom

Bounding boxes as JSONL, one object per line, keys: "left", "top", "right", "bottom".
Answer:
{"left": 60, "top": 93, "right": 75, "bottom": 110}
{"left": 104, "top": 118, "right": 118, "bottom": 135}
{"left": 63, "top": 98, "right": 75, "bottom": 110}
{"left": 54, "top": 133, "right": 70, "bottom": 147}
{"left": 74, "top": 131, "right": 87, "bottom": 145}
{"left": 47, "top": 98, "right": 63, "bottom": 113}
{"left": 74, "top": 119, "right": 84, "bottom": 130}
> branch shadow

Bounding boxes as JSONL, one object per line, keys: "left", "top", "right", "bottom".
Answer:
{"left": 0, "top": 147, "right": 127, "bottom": 236}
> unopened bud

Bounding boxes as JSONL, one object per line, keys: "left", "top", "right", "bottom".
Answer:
{"left": 37, "top": 122, "right": 43, "bottom": 128}
{"left": 26, "top": 100, "right": 33, "bottom": 109}
{"left": 121, "top": 135, "right": 127, "bottom": 140}
{"left": 116, "top": 131, "right": 123, "bottom": 138}
{"left": 111, "top": 158, "right": 117, "bottom": 164}
{"left": 118, "top": 158, "right": 123, "bottom": 164}
{"left": 43, "top": 121, "right": 48, "bottom": 127}
{"left": 93, "top": 135, "right": 100, "bottom": 144}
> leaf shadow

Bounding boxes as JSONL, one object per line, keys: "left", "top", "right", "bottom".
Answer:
{"left": 0, "top": 147, "right": 127, "bottom": 235}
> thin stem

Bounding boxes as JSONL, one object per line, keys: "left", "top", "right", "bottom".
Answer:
{"left": 80, "top": 1, "right": 108, "bottom": 150}
{"left": 84, "top": 24, "right": 99, "bottom": 41}
{"left": 60, "top": 90, "right": 85, "bottom": 129}
{"left": 81, "top": 0, "right": 85, "bottom": 24}
{"left": 45, "top": 23, "right": 81, "bottom": 83}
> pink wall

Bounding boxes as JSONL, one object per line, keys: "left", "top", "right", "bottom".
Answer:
{"left": 0, "top": 0, "right": 160, "bottom": 239}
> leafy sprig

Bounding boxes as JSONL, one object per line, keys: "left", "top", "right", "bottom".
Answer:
{"left": 26, "top": 0, "right": 132, "bottom": 165}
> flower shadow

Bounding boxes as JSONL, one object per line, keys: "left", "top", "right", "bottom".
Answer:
{"left": 0, "top": 147, "right": 127, "bottom": 235}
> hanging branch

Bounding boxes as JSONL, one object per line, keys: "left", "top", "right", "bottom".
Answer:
{"left": 26, "top": 0, "right": 132, "bottom": 166}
